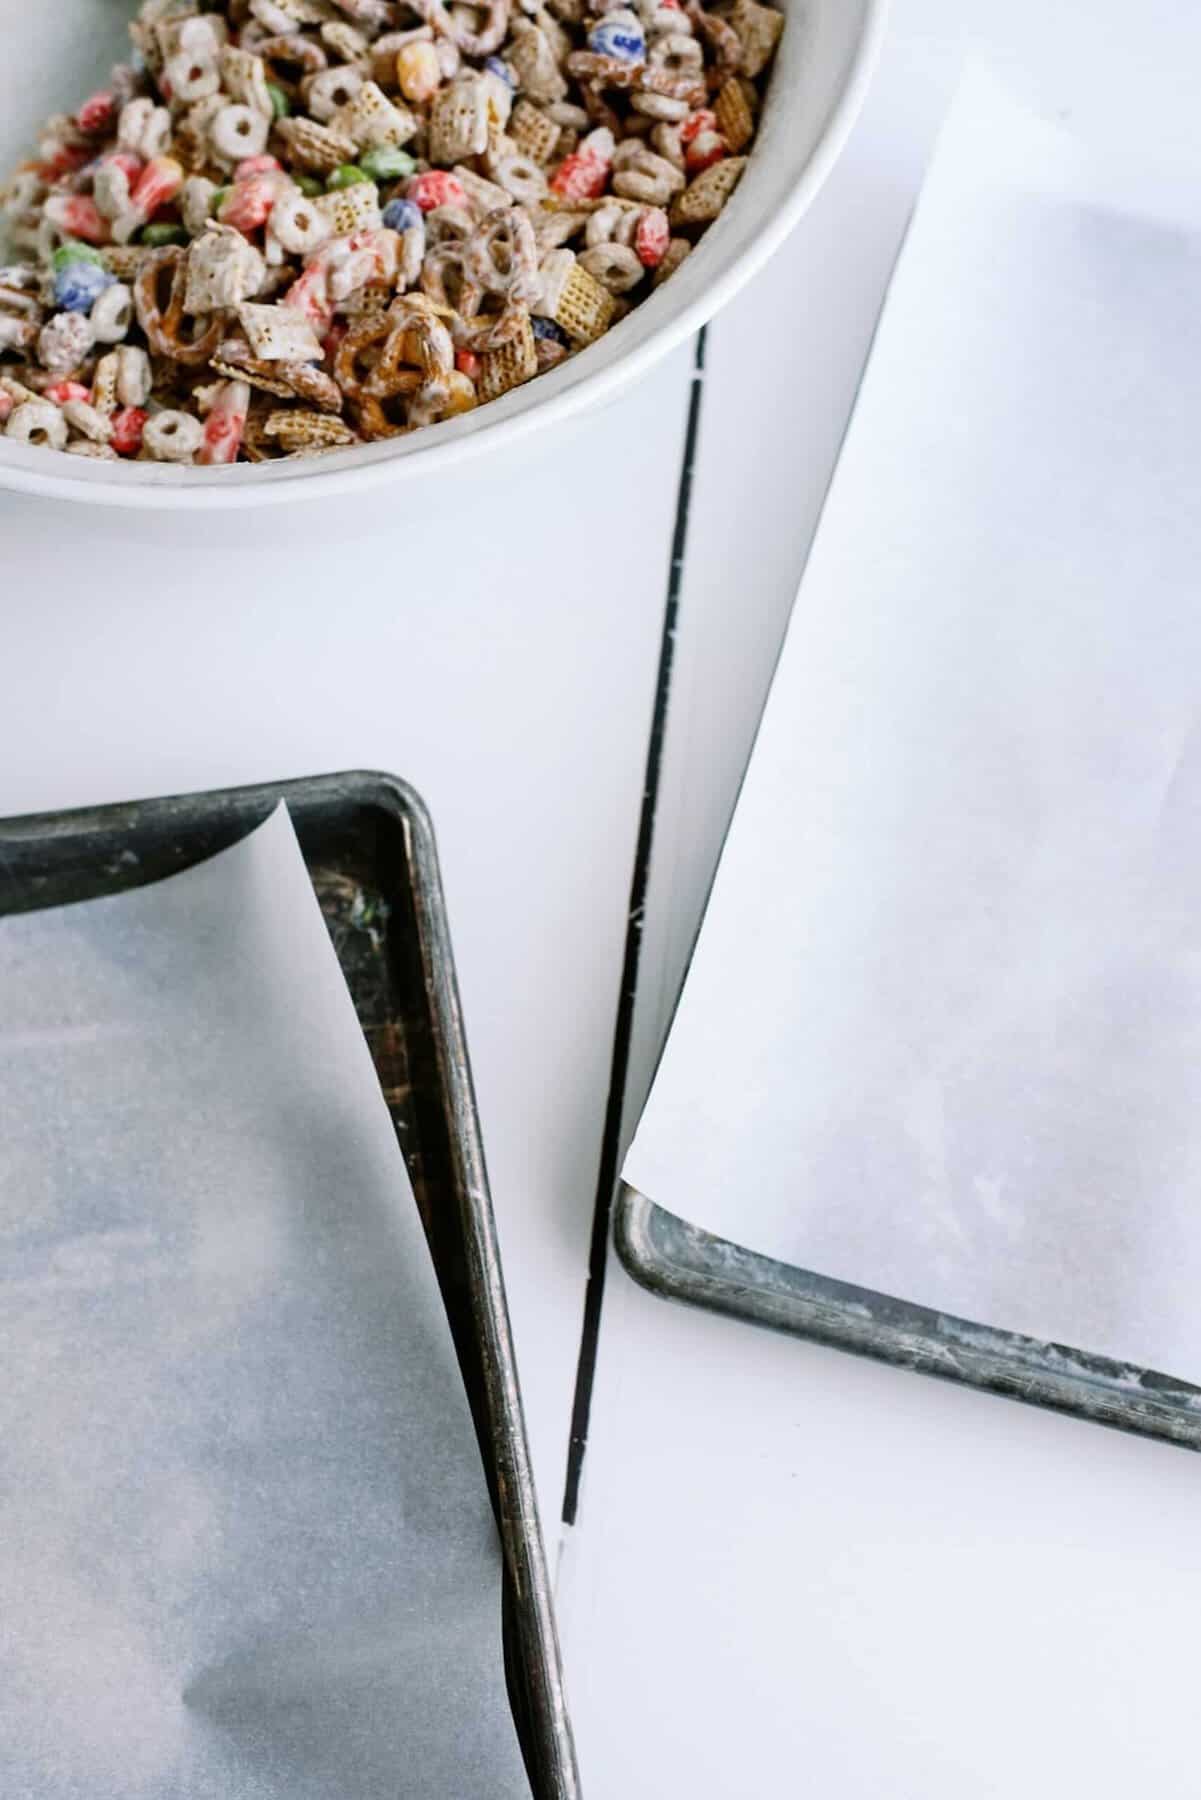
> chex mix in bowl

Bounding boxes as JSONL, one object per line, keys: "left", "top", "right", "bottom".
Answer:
{"left": 0, "top": 0, "right": 782, "bottom": 467}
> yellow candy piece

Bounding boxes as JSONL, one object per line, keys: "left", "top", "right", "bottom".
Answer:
{"left": 444, "top": 369, "right": 478, "bottom": 416}
{"left": 396, "top": 41, "right": 441, "bottom": 105}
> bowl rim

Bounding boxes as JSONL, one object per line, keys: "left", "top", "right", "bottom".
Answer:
{"left": 0, "top": 0, "right": 888, "bottom": 511}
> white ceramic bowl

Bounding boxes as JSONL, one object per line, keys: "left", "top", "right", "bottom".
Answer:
{"left": 0, "top": 0, "right": 885, "bottom": 508}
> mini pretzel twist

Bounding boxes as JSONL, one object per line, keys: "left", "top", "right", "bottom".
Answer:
{"left": 465, "top": 207, "right": 540, "bottom": 303}
{"left": 254, "top": 32, "right": 331, "bottom": 95}
{"left": 133, "top": 246, "right": 225, "bottom": 367}
{"left": 566, "top": 51, "right": 642, "bottom": 90}
{"left": 420, "top": 240, "right": 485, "bottom": 320}
{"left": 685, "top": 2, "right": 743, "bottom": 86}
{"left": 450, "top": 303, "right": 529, "bottom": 354}
{"left": 408, "top": 0, "right": 511, "bottom": 60}
{"left": 334, "top": 296, "right": 455, "bottom": 436}
{"left": 423, "top": 204, "right": 476, "bottom": 248}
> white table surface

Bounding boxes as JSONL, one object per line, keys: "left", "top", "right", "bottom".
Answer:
{"left": 3, "top": 0, "right": 1200, "bottom": 1793}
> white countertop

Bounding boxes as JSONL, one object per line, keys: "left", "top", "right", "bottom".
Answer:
{"left": 3, "top": 0, "right": 1200, "bottom": 1792}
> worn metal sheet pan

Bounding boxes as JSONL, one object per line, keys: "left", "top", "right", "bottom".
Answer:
{"left": 616, "top": 1185, "right": 1201, "bottom": 1451}
{"left": 0, "top": 771, "right": 578, "bottom": 1799}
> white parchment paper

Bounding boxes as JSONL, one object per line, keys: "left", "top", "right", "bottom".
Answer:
{"left": 625, "top": 73, "right": 1201, "bottom": 1380}
{"left": 0, "top": 807, "right": 528, "bottom": 1798}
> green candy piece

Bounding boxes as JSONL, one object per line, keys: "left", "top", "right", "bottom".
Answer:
{"left": 266, "top": 81, "right": 291, "bottom": 118}
{"left": 294, "top": 172, "right": 324, "bottom": 197}
{"left": 52, "top": 239, "right": 106, "bottom": 273}
{"left": 209, "top": 186, "right": 230, "bottom": 217}
{"left": 359, "top": 145, "right": 416, "bottom": 182}
{"left": 327, "top": 163, "right": 371, "bottom": 190}
{"left": 140, "top": 221, "right": 188, "bottom": 246}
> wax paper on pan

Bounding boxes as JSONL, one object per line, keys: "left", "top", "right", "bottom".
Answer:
{"left": 624, "top": 72, "right": 1201, "bottom": 1382}
{"left": 0, "top": 806, "right": 528, "bottom": 1799}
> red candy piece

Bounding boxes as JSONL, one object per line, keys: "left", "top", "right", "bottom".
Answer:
{"left": 679, "top": 108, "right": 718, "bottom": 146}
{"left": 198, "top": 399, "right": 247, "bottom": 466}
{"left": 322, "top": 322, "right": 349, "bottom": 363}
{"left": 284, "top": 263, "right": 334, "bottom": 334}
{"left": 634, "top": 206, "right": 670, "bottom": 267}
{"left": 103, "top": 150, "right": 144, "bottom": 184}
{"left": 455, "top": 348, "right": 480, "bottom": 378}
{"left": 550, "top": 152, "right": 608, "bottom": 201}
{"left": 76, "top": 90, "right": 117, "bottom": 136}
{"left": 321, "top": 320, "right": 348, "bottom": 361}
{"left": 110, "top": 407, "right": 148, "bottom": 457}
{"left": 46, "top": 194, "right": 110, "bottom": 245}
{"left": 406, "top": 170, "right": 468, "bottom": 212}
{"left": 235, "top": 154, "right": 282, "bottom": 180}
{"left": 43, "top": 380, "right": 91, "bottom": 406}
{"left": 0, "top": 394, "right": 13, "bottom": 426}
{"left": 130, "top": 155, "right": 184, "bottom": 218}
{"left": 684, "top": 129, "right": 728, "bottom": 174}
{"left": 219, "top": 173, "right": 278, "bottom": 232}
{"left": 38, "top": 143, "right": 90, "bottom": 180}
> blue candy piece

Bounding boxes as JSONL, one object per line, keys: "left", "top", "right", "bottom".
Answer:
{"left": 484, "top": 55, "right": 517, "bottom": 90}
{"left": 382, "top": 197, "right": 423, "bottom": 233}
{"left": 587, "top": 12, "right": 646, "bottom": 61}
{"left": 531, "top": 316, "right": 568, "bottom": 344}
{"left": 53, "top": 259, "right": 115, "bottom": 314}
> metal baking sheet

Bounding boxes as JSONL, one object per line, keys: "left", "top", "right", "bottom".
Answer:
{"left": 616, "top": 1185, "right": 1201, "bottom": 1451}
{"left": 0, "top": 772, "right": 578, "bottom": 1799}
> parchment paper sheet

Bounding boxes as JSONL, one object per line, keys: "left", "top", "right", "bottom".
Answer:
{"left": 625, "top": 73, "right": 1201, "bottom": 1380}
{"left": 0, "top": 807, "right": 528, "bottom": 1798}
